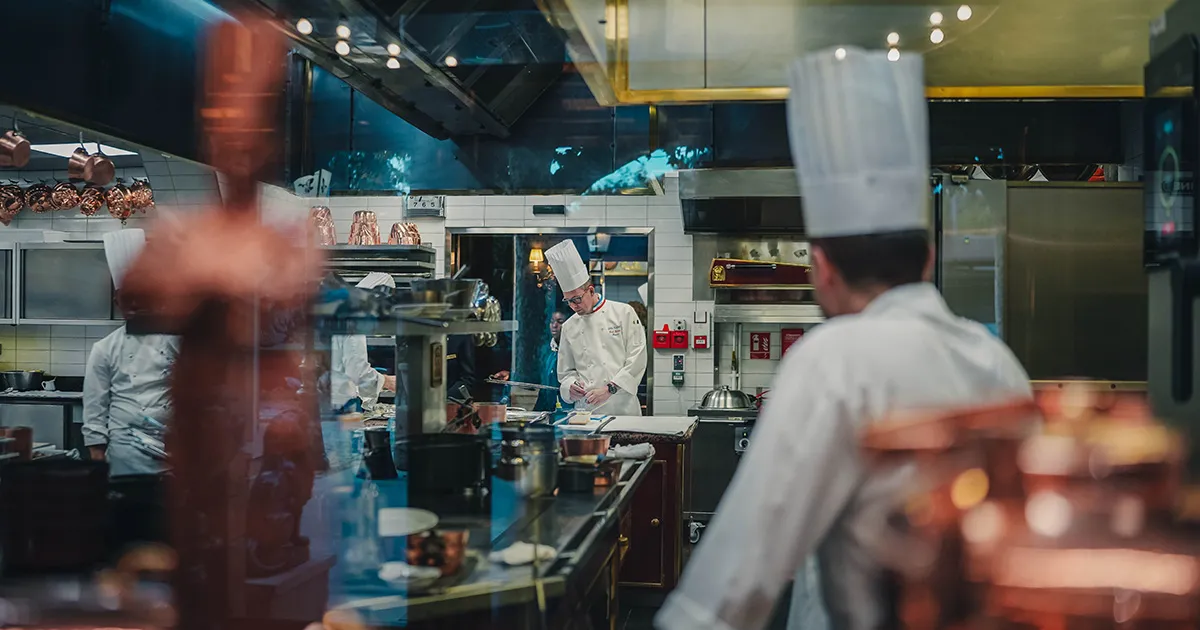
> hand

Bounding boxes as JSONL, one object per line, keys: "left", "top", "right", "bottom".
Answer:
{"left": 569, "top": 381, "right": 587, "bottom": 401}
{"left": 88, "top": 445, "right": 107, "bottom": 462}
{"left": 382, "top": 375, "right": 397, "bottom": 392}
{"left": 585, "top": 386, "right": 613, "bottom": 406}
{"left": 490, "top": 370, "right": 511, "bottom": 381}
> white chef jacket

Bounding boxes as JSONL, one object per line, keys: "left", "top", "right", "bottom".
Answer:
{"left": 82, "top": 326, "right": 180, "bottom": 478}
{"left": 557, "top": 296, "right": 647, "bottom": 417}
{"left": 655, "top": 283, "right": 1031, "bottom": 630}
{"left": 330, "top": 335, "right": 386, "bottom": 411}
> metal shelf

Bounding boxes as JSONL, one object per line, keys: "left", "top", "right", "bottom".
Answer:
{"left": 712, "top": 303, "right": 824, "bottom": 324}
{"left": 315, "top": 318, "right": 517, "bottom": 337}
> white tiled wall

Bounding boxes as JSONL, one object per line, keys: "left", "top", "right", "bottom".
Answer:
{"left": 715, "top": 322, "right": 821, "bottom": 393}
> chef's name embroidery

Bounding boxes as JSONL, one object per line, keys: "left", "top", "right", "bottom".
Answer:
{"left": 607, "top": 325, "right": 622, "bottom": 337}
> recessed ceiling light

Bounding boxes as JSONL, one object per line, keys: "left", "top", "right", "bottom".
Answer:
{"left": 336, "top": 23, "right": 351, "bottom": 39}
{"left": 887, "top": 48, "right": 900, "bottom": 62}
{"left": 444, "top": 55, "right": 459, "bottom": 67}
{"left": 957, "top": 4, "right": 972, "bottom": 21}
{"left": 386, "top": 57, "right": 400, "bottom": 69}
{"left": 387, "top": 43, "right": 401, "bottom": 56}
{"left": 31, "top": 143, "right": 137, "bottom": 158}
{"left": 834, "top": 47, "right": 846, "bottom": 60}
{"left": 930, "top": 28, "right": 945, "bottom": 44}
{"left": 296, "top": 18, "right": 313, "bottom": 35}
{"left": 929, "top": 11, "right": 943, "bottom": 26}
{"left": 886, "top": 31, "right": 900, "bottom": 45}
{"left": 335, "top": 40, "right": 351, "bottom": 56}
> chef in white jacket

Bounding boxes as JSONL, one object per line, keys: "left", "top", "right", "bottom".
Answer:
{"left": 655, "top": 47, "right": 1032, "bottom": 630}
{"left": 546, "top": 240, "right": 647, "bottom": 416}
{"left": 83, "top": 229, "right": 181, "bottom": 478}
{"left": 331, "top": 272, "right": 398, "bottom": 413}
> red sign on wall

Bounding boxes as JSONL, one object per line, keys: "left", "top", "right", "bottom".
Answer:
{"left": 781, "top": 328, "right": 806, "bottom": 355}
{"left": 749, "top": 332, "right": 771, "bottom": 360}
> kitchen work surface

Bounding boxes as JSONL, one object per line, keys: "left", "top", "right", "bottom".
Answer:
{"left": 558, "top": 416, "right": 698, "bottom": 437}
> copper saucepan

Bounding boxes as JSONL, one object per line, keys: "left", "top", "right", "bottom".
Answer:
{"left": 0, "top": 130, "right": 30, "bottom": 169}
{"left": 67, "top": 144, "right": 116, "bottom": 185}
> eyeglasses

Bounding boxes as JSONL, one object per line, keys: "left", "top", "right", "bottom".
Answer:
{"left": 562, "top": 295, "right": 585, "bottom": 306}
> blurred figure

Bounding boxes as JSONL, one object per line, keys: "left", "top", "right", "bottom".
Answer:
{"left": 656, "top": 48, "right": 1032, "bottom": 630}
{"left": 331, "top": 272, "right": 398, "bottom": 413}
{"left": 83, "top": 229, "right": 181, "bottom": 551}
{"left": 534, "top": 310, "right": 569, "bottom": 412}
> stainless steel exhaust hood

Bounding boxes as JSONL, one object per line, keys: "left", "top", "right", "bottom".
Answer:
{"left": 678, "top": 168, "right": 806, "bottom": 235}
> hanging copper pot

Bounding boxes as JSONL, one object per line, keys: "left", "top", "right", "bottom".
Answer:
{"left": 128, "top": 179, "right": 154, "bottom": 211}
{"left": 51, "top": 182, "right": 81, "bottom": 211}
{"left": 87, "top": 150, "right": 115, "bottom": 186}
{"left": 67, "top": 147, "right": 91, "bottom": 181}
{"left": 106, "top": 181, "right": 132, "bottom": 220}
{"left": 25, "top": 183, "right": 54, "bottom": 213}
{"left": 0, "top": 130, "right": 30, "bottom": 169}
{"left": 79, "top": 184, "right": 105, "bottom": 216}
{"left": 0, "top": 184, "right": 23, "bottom": 225}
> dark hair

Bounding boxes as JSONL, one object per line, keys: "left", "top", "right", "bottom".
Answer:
{"left": 810, "top": 230, "right": 930, "bottom": 290}
{"left": 628, "top": 301, "right": 647, "bottom": 327}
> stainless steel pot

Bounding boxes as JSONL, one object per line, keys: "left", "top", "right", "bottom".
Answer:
{"left": 698, "top": 385, "right": 757, "bottom": 410}
{"left": 2, "top": 370, "right": 45, "bottom": 391}
{"left": 493, "top": 422, "right": 557, "bottom": 498}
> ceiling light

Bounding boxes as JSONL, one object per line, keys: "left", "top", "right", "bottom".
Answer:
{"left": 444, "top": 55, "right": 459, "bottom": 67}
{"left": 336, "top": 23, "right": 351, "bottom": 39}
{"left": 387, "top": 43, "right": 401, "bottom": 56}
{"left": 887, "top": 47, "right": 900, "bottom": 62}
{"left": 930, "top": 28, "right": 945, "bottom": 44}
{"left": 930, "top": 11, "right": 944, "bottom": 26}
{"left": 886, "top": 31, "right": 900, "bottom": 45}
{"left": 834, "top": 47, "right": 846, "bottom": 60}
{"left": 335, "top": 40, "right": 351, "bottom": 56}
{"left": 295, "top": 18, "right": 313, "bottom": 35}
{"left": 386, "top": 57, "right": 400, "bottom": 69}
{"left": 957, "top": 4, "right": 972, "bottom": 21}
{"left": 31, "top": 143, "right": 137, "bottom": 158}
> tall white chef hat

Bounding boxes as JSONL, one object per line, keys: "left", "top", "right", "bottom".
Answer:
{"left": 637, "top": 283, "right": 648, "bottom": 303}
{"left": 103, "top": 228, "right": 146, "bottom": 290}
{"left": 545, "top": 239, "right": 590, "bottom": 292}
{"left": 787, "top": 46, "right": 930, "bottom": 238}
{"left": 357, "top": 272, "right": 396, "bottom": 289}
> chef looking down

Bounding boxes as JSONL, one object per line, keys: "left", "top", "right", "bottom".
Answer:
{"left": 655, "top": 47, "right": 1032, "bottom": 630}
{"left": 331, "top": 272, "right": 398, "bottom": 413}
{"left": 83, "top": 229, "right": 181, "bottom": 477}
{"left": 546, "top": 240, "right": 647, "bottom": 417}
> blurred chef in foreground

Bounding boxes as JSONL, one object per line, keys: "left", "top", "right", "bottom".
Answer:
{"left": 655, "top": 47, "right": 1032, "bottom": 630}
{"left": 546, "top": 240, "right": 646, "bottom": 416}
{"left": 331, "top": 271, "right": 398, "bottom": 413}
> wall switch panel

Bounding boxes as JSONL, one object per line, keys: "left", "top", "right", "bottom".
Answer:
{"left": 672, "top": 354, "right": 685, "bottom": 371}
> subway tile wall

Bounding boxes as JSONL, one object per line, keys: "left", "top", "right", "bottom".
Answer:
{"left": 715, "top": 323, "right": 822, "bottom": 394}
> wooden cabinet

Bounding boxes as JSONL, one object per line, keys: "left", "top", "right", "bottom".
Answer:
{"left": 617, "top": 440, "right": 689, "bottom": 590}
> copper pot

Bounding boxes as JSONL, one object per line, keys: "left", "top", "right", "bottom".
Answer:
{"left": 0, "top": 184, "right": 24, "bottom": 216}
{"left": 87, "top": 151, "right": 115, "bottom": 186}
{"left": 79, "top": 184, "right": 105, "bottom": 216}
{"left": 51, "top": 182, "right": 81, "bottom": 211}
{"left": 405, "top": 529, "right": 470, "bottom": 576}
{"left": 67, "top": 147, "right": 91, "bottom": 181}
{"left": 347, "top": 210, "right": 380, "bottom": 245}
{"left": 0, "top": 130, "right": 30, "bottom": 169}
{"left": 128, "top": 179, "right": 154, "bottom": 211}
{"left": 106, "top": 181, "right": 132, "bottom": 219}
{"left": 24, "top": 183, "right": 54, "bottom": 213}
{"left": 309, "top": 206, "right": 337, "bottom": 245}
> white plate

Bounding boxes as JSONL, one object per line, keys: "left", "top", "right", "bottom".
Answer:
{"left": 378, "top": 507, "right": 439, "bottom": 537}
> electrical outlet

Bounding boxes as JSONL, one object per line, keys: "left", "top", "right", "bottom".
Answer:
{"left": 672, "top": 318, "right": 687, "bottom": 331}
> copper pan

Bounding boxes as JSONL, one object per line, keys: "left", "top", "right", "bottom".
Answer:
{"left": 67, "top": 147, "right": 90, "bottom": 181}
{"left": 87, "top": 150, "right": 115, "bottom": 185}
{"left": 0, "top": 130, "right": 30, "bottom": 168}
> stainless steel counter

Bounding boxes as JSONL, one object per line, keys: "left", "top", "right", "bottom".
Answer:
{"left": 0, "top": 391, "right": 83, "bottom": 450}
{"left": 330, "top": 457, "right": 651, "bottom": 625}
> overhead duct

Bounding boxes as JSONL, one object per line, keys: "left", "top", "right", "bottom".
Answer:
{"left": 678, "top": 168, "right": 806, "bottom": 234}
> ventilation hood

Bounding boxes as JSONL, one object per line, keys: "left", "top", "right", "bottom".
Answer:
{"left": 679, "top": 168, "right": 806, "bottom": 235}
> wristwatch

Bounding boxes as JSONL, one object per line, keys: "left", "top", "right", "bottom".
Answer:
{"left": 607, "top": 381, "right": 619, "bottom": 394}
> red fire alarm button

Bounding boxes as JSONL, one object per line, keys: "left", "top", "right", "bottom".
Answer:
{"left": 652, "top": 325, "right": 672, "bottom": 349}
{"left": 670, "top": 330, "right": 690, "bottom": 349}
{"left": 693, "top": 335, "right": 709, "bottom": 349}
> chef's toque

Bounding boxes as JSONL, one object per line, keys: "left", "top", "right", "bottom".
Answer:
{"left": 787, "top": 46, "right": 929, "bottom": 238}
{"left": 103, "top": 228, "right": 146, "bottom": 290}
{"left": 357, "top": 271, "right": 396, "bottom": 289}
{"left": 637, "top": 283, "right": 648, "bottom": 303}
{"left": 546, "top": 240, "right": 590, "bottom": 292}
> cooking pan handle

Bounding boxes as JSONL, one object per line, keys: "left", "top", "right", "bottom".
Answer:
{"left": 726, "top": 263, "right": 777, "bottom": 270}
